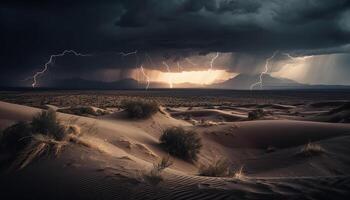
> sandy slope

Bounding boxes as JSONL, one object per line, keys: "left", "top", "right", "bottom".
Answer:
{"left": 169, "top": 109, "right": 246, "bottom": 122}
{"left": 1, "top": 101, "right": 350, "bottom": 199}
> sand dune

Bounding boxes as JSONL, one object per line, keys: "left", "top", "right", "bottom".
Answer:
{"left": 1, "top": 101, "right": 350, "bottom": 199}
{"left": 307, "top": 102, "right": 350, "bottom": 123}
{"left": 170, "top": 109, "right": 246, "bottom": 122}
{"left": 200, "top": 120, "right": 350, "bottom": 149}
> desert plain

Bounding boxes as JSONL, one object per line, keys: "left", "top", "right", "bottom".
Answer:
{"left": 0, "top": 89, "right": 350, "bottom": 200}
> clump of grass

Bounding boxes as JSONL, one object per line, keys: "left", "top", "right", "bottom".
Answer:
{"left": 0, "top": 109, "right": 82, "bottom": 169}
{"left": 197, "top": 119, "right": 219, "bottom": 127}
{"left": 160, "top": 127, "right": 202, "bottom": 161}
{"left": 143, "top": 155, "right": 173, "bottom": 186}
{"left": 199, "top": 158, "right": 246, "bottom": 179}
{"left": 233, "top": 166, "right": 246, "bottom": 180}
{"left": 13, "top": 134, "right": 68, "bottom": 169}
{"left": 121, "top": 99, "right": 159, "bottom": 119}
{"left": 31, "top": 109, "right": 67, "bottom": 140}
{"left": 57, "top": 106, "right": 108, "bottom": 117}
{"left": 297, "top": 142, "right": 325, "bottom": 157}
{"left": 248, "top": 109, "right": 265, "bottom": 120}
{"left": 199, "top": 158, "right": 232, "bottom": 177}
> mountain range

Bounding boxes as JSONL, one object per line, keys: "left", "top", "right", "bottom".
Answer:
{"left": 39, "top": 74, "right": 350, "bottom": 90}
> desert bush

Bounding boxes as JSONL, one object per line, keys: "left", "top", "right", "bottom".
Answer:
{"left": 14, "top": 134, "right": 68, "bottom": 169}
{"left": 0, "top": 121, "right": 32, "bottom": 154}
{"left": 58, "top": 106, "right": 107, "bottom": 117}
{"left": 121, "top": 99, "right": 159, "bottom": 119}
{"left": 248, "top": 109, "right": 265, "bottom": 120}
{"left": 297, "top": 142, "right": 325, "bottom": 157}
{"left": 0, "top": 110, "right": 78, "bottom": 169}
{"left": 143, "top": 155, "right": 173, "bottom": 186}
{"left": 31, "top": 109, "right": 67, "bottom": 140}
{"left": 160, "top": 127, "right": 202, "bottom": 161}
{"left": 199, "top": 158, "right": 232, "bottom": 177}
{"left": 198, "top": 119, "right": 219, "bottom": 127}
{"left": 58, "top": 107, "right": 95, "bottom": 116}
{"left": 153, "top": 155, "right": 173, "bottom": 172}
{"left": 233, "top": 166, "right": 245, "bottom": 179}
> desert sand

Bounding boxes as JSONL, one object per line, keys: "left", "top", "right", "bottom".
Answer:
{"left": 1, "top": 97, "right": 350, "bottom": 199}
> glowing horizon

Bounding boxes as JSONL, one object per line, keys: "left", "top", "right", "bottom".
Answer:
{"left": 132, "top": 68, "right": 236, "bottom": 86}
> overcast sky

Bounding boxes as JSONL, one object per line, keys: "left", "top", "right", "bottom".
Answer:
{"left": 1, "top": 0, "right": 350, "bottom": 86}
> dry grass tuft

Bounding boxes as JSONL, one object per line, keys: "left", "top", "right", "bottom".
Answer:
{"left": 199, "top": 158, "right": 246, "bottom": 179}
{"left": 1, "top": 109, "right": 84, "bottom": 170}
{"left": 248, "top": 109, "right": 265, "bottom": 120}
{"left": 57, "top": 106, "right": 108, "bottom": 117}
{"left": 233, "top": 166, "right": 246, "bottom": 180}
{"left": 13, "top": 134, "right": 68, "bottom": 169}
{"left": 143, "top": 155, "right": 173, "bottom": 186}
{"left": 199, "top": 158, "right": 232, "bottom": 177}
{"left": 31, "top": 109, "right": 67, "bottom": 140}
{"left": 297, "top": 142, "right": 325, "bottom": 157}
{"left": 197, "top": 119, "right": 219, "bottom": 127}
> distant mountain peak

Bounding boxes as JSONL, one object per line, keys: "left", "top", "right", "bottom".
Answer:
{"left": 45, "top": 78, "right": 142, "bottom": 89}
{"left": 212, "top": 73, "right": 304, "bottom": 90}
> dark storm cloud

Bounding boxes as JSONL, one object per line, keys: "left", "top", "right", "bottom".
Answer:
{"left": 113, "top": 0, "right": 350, "bottom": 52}
{"left": 274, "top": 0, "right": 350, "bottom": 24}
{"left": 1, "top": 0, "right": 350, "bottom": 86}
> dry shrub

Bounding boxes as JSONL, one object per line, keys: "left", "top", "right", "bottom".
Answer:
{"left": 143, "top": 155, "right": 173, "bottom": 186}
{"left": 31, "top": 109, "right": 67, "bottom": 140}
{"left": 160, "top": 127, "right": 202, "bottom": 161}
{"left": 58, "top": 106, "right": 107, "bottom": 117}
{"left": 248, "top": 109, "right": 265, "bottom": 120}
{"left": 121, "top": 99, "right": 159, "bottom": 119}
{"left": 197, "top": 119, "right": 219, "bottom": 127}
{"left": 199, "top": 158, "right": 232, "bottom": 177}
{"left": 297, "top": 142, "right": 325, "bottom": 157}
{"left": 233, "top": 166, "right": 245, "bottom": 180}
{"left": 199, "top": 158, "right": 246, "bottom": 179}
{"left": 0, "top": 109, "right": 83, "bottom": 170}
{"left": 13, "top": 134, "right": 68, "bottom": 169}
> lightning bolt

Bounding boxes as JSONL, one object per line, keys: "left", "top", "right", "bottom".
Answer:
{"left": 185, "top": 58, "right": 197, "bottom": 66}
{"left": 282, "top": 53, "right": 296, "bottom": 60}
{"left": 209, "top": 52, "right": 219, "bottom": 71}
{"left": 119, "top": 50, "right": 138, "bottom": 57}
{"left": 31, "top": 65, "right": 48, "bottom": 88}
{"left": 145, "top": 53, "right": 155, "bottom": 67}
{"left": 119, "top": 50, "right": 149, "bottom": 89}
{"left": 30, "top": 50, "right": 90, "bottom": 88}
{"left": 282, "top": 53, "right": 313, "bottom": 61}
{"left": 162, "top": 61, "right": 173, "bottom": 88}
{"left": 139, "top": 65, "right": 150, "bottom": 90}
{"left": 250, "top": 51, "right": 279, "bottom": 90}
{"left": 177, "top": 61, "right": 183, "bottom": 72}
